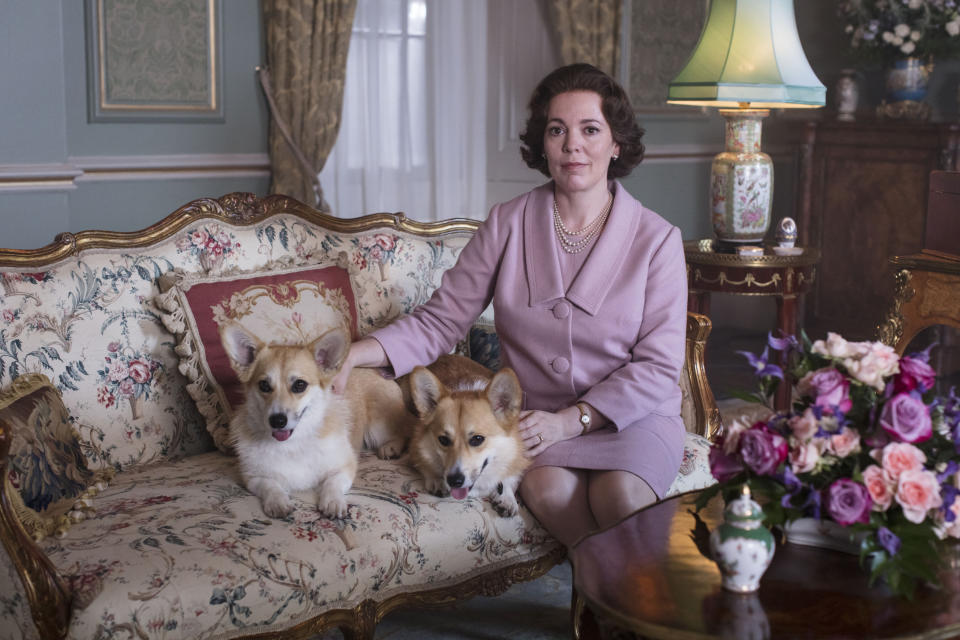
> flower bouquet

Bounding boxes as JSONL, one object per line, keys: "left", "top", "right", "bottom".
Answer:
{"left": 838, "top": 0, "right": 960, "bottom": 65}
{"left": 697, "top": 332, "right": 960, "bottom": 598}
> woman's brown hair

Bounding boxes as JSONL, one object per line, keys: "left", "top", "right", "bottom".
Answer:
{"left": 519, "top": 63, "right": 645, "bottom": 179}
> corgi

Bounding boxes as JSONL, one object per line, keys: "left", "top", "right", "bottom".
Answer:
{"left": 220, "top": 323, "right": 410, "bottom": 519}
{"left": 407, "top": 355, "right": 528, "bottom": 517}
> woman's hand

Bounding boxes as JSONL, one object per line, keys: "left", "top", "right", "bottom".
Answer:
{"left": 330, "top": 338, "right": 388, "bottom": 395}
{"left": 518, "top": 407, "right": 582, "bottom": 456}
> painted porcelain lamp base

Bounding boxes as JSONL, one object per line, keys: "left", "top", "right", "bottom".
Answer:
{"left": 711, "top": 108, "right": 773, "bottom": 244}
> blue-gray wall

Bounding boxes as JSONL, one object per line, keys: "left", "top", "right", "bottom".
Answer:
{"left": 0, "top": 1, "right": 269, "bottom": 250}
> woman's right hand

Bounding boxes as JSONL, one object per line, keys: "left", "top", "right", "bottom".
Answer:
{"left": 330, "top": 338, "right": 388, "bottom": 394}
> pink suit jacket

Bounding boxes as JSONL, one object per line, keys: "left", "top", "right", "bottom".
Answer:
{"left": 371, "top": 180, "right": 687, "bottom": 430}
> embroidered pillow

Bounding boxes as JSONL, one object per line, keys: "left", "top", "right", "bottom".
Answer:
{"left": 155, "top": 263, "right": 359, "bottom": 452}
{"left": 1, "top": 374, "right": 113, "bottom": 541}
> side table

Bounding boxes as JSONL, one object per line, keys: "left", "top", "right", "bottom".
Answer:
{"left": 570, "top": 492, "right": 960, "bottom": 639}
{"left": 684, "top": 239, "right": 820, "bottom": 410}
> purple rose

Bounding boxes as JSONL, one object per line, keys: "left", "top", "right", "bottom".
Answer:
{"left": 738, "top": 425, "right": 788, "bottom": 476}
{"left": 880, "top": 393, "right": 933, "bottom": 443}
{"left": 709, "top": 446, "right": 744, "bottom": 483}
{"left": 803, "top": 367, "right": 852, "bottom": 413}
{"left": 894, "top": 356, "right": 936, "bottom": 394}
{"left": 827, "top": 478, "right": 872, "bottom": 526}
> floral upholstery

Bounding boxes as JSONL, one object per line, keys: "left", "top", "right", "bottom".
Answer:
{"left": 0, "top": 551, "right": 39, "bottom": 640}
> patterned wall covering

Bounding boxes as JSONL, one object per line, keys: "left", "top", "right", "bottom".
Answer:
{"left": 629, "top": 0, "right": 706, "bottom": 111}
{"left": 87, "top": 0, "right": 222, "bottom": 121}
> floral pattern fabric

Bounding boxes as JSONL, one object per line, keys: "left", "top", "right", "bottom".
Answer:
{"left": 0, "top": 550, "right": 39, "bottom": 640}
{"left": 0, "top": 215, "right": 472, "bottom": 474}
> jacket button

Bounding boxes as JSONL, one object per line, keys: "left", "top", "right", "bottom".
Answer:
{"left": 552, "top": 357, "right": 570, "bottom": 373}
{"left": 552, "top": 301, "right": 571, "bottom": 319}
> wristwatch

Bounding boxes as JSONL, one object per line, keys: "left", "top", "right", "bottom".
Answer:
{"left": 576, "top": 403, "right": 591, "bottom": 435}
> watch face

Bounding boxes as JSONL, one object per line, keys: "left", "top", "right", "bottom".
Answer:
{"left": 580, "top": 413, "right": 590, "bottom": 425}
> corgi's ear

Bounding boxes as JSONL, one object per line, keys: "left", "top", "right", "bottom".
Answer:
{"left": 220, "top": 323, "right": 263, "bottom": 380}
{"left": 487, "top": 368, "right": 522, "bottom": 424}
{"left": 310, "top": 327, "right": 349, "bottom": 373}
{"left": 409, "top": 366, "right": 446, "bottom": 419}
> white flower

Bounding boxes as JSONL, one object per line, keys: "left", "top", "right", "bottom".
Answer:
{"left": 893, "top": 36, "right": 905, "bottom": 46}
{"left": 882, "top": 31, "right": 896, "bottom": 43}
{"left": 845, "top": 24, "right": 854, "bottom": 33}
{"left": 911, "top": 30, "right": 921, "bottom": 41}
{"left": 901, "top": 41, "right": 917, "bottom": 53}
{"left": 948, "top": 20, "right": 960, "bottom": 37}
{"left": 894, "top": 23, "right": 912, "bottom": 38}
{"left": 909, "top": 0, "right": 923, "bottom": 8}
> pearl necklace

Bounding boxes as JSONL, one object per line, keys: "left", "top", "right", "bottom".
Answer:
{"left": 553, "top": 193, "right": 612, "bottom": 254}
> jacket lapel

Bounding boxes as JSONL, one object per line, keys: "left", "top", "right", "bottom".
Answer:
{"left": 523, "top": 182, "right": 565, "bottom": 306}
{"left": 566, "top": 181, "right": 642, "bottom": 316}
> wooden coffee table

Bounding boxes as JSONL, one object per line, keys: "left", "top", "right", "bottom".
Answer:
{"left": 570, "top": 492, "right": 960, "bottom": 639}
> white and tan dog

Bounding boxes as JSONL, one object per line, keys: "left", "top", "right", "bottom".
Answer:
{"left": 221, "top": 323, "right": 410, "bottom": 519}
{"left": 407, "top": 355, "right": 528, "bottom": 517}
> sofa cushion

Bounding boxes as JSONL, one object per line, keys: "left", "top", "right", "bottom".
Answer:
{"left": 155, "top": 263, "right": 359, "bottom": 452}
{"left": 38, "top": 429, "right": 712, "bottom": 639}
{"left": 1, "top": 374, "right": 112, "bottom": 541}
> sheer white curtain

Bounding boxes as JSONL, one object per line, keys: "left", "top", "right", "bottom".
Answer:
{"left": 318, "top": 0, "right": 488, "bottom": 221}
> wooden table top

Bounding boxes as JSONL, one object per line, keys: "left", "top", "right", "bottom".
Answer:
{"left": 570, "top": 492, "right": 960, "bottom": 639}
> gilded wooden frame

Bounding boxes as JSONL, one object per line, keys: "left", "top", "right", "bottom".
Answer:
{"left": 84, "top": 0, "right": 224, "bottom": 122}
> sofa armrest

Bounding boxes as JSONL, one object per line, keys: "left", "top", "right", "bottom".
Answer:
{"left": 684, "top": 311, "right": 722, "bottom": 441}
{"left": 0, "top": 419, "right": 71, "bottom": 640}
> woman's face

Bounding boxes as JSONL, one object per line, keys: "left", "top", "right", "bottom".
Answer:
{"left": 543, "top": 90, "right": 620, "bottom": 197}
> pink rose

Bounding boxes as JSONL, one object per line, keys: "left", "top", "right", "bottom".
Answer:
{"left": 788, "top": 408, "right": 819, "bottom": 441}
{"left": 118, "top": 379, "right": 135, "bottom": 397}
{"left": 128, "top": 360, "right": 152, "bottom": 384}
{"left": 862, "top": 465, "right": 894, "bottom": 511}
{"left": 1, "top": 309, "right": 14, "bottom": 323}
{"left": 845, "top": 343, "right": 900, "bottom": 391}
{"left": 880, "top": 442, "right": 926, "bottom": 483}
{"left": 829, "top": 427, "right": 861, "bottom": 458}
{"left": 107, "top": 341, "right": 121, "bottom": 353}
{"left": 374, "top": 234, "right": 396, "bottom": 251}
{"left": 895, "top": 469, "right": 943, "bottom": 524}
{"left": 789, "top": 441, "right": 820, "bottom": 473}
{"left": 827, "top": 478, "right": 872, "bottom": 526}
{"left": 894, "top": 356, "right": 936, "bottom": 394}
{"left": 190, "top": 230, "right": 210, "bottom": 247}
{"left": 108, "top": 360, "right": 128, "bottom": 383}
{"left": 880, "top": 393, "right": 932, "bottom": 443}
{"left": 738, "top": 424, "right": 788, "bottom": 475}
{"left": 799, "top": 367, "right": 852, "bottom": 413}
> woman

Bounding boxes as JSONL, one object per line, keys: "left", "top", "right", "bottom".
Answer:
{"left": 332, "top": 63, "right": 687, "bottom": 547}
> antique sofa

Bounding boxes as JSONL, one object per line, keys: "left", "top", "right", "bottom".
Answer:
{"left": 0, "top": 193, "right": 721, "bottom": 640}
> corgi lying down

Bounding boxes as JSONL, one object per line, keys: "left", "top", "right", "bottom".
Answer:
{"left": 220, "top": 323, "right": 410, "bottom": 519}
{"left": 407, "top": 355, "right": 529, "bottom": 517}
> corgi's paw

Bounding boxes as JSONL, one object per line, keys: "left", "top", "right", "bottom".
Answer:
{"left": 261, "top": 493, "right": 295, "bottom": 519}
{"left": 317, "top": 486, "right": 349, "bottom": 519}
{"left": 376, "top": 437, "right": 406, "bottom": 460}
{"left": 424, "top": 476, "right": 448, "bottom": 498}
{"left": 490, "top": 490, "right": 519, "bottom": 518}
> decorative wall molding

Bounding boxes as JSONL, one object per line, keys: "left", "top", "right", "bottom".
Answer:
{"left": 85, "top": 0, "right": 224, "bottom": 122}
{"left": 0, "top": 154, "right": 270, "bottom": 192}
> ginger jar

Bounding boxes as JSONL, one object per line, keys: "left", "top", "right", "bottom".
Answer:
{"left": 710, "top": 486, "right": 775, "bottom": 593}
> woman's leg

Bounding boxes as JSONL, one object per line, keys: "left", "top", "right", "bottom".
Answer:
{"left": 519, "top": 466, "right": 598, "bottom": 547}
{"left": 586, "top": 470, "right": 657, "bottom": 530}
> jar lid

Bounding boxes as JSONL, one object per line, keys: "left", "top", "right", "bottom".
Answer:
{"left": 724, "top": 485, "right": 765, "bottom": 524}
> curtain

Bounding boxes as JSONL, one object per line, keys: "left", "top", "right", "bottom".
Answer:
{"left": 544, "top": 0, "right": 621, "bottom": 76}
{"left": 261, "top": 0, "right": 357, "bottom": 209}
{"left": 318, "top": 0, "right": 488, "bottom": 221}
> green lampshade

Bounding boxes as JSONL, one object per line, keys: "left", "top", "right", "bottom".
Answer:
{"left": 667, "top": 0, "right": 825, "bottom": 109}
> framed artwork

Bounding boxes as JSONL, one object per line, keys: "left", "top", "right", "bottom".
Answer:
{"left": 626, "top": 0, "right": 708, "bottom": 114}
{"left": 85, "top": 0, "right": 224, "bottom": 122}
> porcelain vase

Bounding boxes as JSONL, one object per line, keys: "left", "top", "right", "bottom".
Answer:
{"left": 885, "top": 57, "right": 933, "bottom": 102}
{"left": 710, "top": 487, "right": 775, "bottom": 593}
{"left": 710, "top": 109, "right": 772, "bottom": 244}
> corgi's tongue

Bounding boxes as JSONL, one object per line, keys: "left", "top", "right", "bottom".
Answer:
{"left": 272, "top": 429, "right": 292, "bottom": 442}
{"left": 450, "top": 487, "right": 469, "bottom": 500}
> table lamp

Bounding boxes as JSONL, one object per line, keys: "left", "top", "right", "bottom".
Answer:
{"left": 667, "top": 0, "right": 825, "bottom": 246}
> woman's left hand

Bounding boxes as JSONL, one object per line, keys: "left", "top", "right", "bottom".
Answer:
{"left": 518, "top": 407, "right": 580, "bottom": 456}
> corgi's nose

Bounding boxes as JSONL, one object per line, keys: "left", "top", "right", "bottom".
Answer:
{"left": 446, "top": 471, "right": 465, "bottom": 488}
{"left": 269, "top": 414, "right": 287, "bottom": 429}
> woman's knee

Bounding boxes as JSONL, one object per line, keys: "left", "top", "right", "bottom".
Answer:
{"left": 520, "top": 466, "right": 585, "bottom": 510}
{"left": 588, "top": 470, "right": 657, "bottom": 525}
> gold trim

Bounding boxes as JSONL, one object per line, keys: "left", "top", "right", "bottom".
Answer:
{"left": 877, "top": 269, "right": 914, "bottom": 351}
{"left": 0, "top": 192, "right": 481, "bottom": 267}
{"left": 96, "top": 0, "right": 218, "bottom": 113}
{"left": 693, "top": 269, "right": 782, "bottom": 289}
{"left": 0, "top": 378, "right": 72, "bottom": 640}
{"left": 683, "top": 239, "right": 820, "bottom": 268}
{"left": 685, "top": 313, "right": 722, "bottom": 441}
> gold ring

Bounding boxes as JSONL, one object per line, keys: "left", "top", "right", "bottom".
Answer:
{"left": 537, "top": 433, "right": 543, "bottom": 444}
